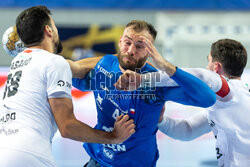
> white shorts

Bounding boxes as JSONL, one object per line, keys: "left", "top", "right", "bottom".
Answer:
{"left": 0, "top": 148, "right": 57, "bottom": 167}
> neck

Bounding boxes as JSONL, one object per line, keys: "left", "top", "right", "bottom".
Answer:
{"left": 223, "top": 73, "right": 241, "bottom": 80}
{"left": 27, "top": 38, "right": 54, "bottom": 53}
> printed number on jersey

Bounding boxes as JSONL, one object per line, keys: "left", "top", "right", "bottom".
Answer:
{"left": 3, "top": 70, "right": 22, "bottom": 99}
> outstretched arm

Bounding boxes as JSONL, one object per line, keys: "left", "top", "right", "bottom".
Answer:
{"left": 49, "top": 97, "right": 135, "bottom": 144}
{"left": 158, "top": 111, "right": 211, "bottom": 141}
{"left": 141, "top": 68, "right": 231, "bottom": 101}
{"left": 48, "top": 56, "right": 135, "bottom": 144}
{"left": 67, "top": 56, "right": 102, "bottom": 78}
{"left": 160, "top": 68, "right": 216, "bottom": 107}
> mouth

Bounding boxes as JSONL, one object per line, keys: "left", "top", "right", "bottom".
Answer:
{"left": 123, "top": 57, "right": 136, "bottom": 64}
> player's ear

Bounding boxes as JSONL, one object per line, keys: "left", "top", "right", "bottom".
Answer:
{"left": 44, "top": 25, "right": 53, "bottom": 38}
{"left": 119, "top": 35, "right": 123, "bottom": 48}
{"left": 214, "top": 61, "right": 223, "bottom": 74}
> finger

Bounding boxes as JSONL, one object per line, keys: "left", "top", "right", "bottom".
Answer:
{"left": 124, "top": 119, "right": 134, "bottom": 127}
{"left": 114, "top": 77, "right": 126, "bottom": 90}
{"left": 116, "top": 114, "right": 123, "bottom": 121}
{"left": 114, "top": 83, "right": 121, "bottom": 89}
{"left": 128, "top": 73, "right": 136, "bottom": 83}
{"left": 121, "top": 74, "right": 129, "bottom": 84}
{"left": 119, "top": 114, "right": 129, "bottom": 123}
{"left": 129, "top": 128, "right": 136, "bottom": 135}
{"left": 142, "top": 38, "right": 155, "bottom": 53}
{"left": 114, "top": 83, "right": 125, "bottom": 90}
{"left": 145, "top": 47, "right": 155, "bottom": 59}
{"left": 125, "top": 72, "right": 131, "bottom": 78}
{"left": 127, "top": 123, "right": 136, "bottom": 130}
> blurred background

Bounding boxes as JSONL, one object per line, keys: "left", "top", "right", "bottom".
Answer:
{"left": 1, "top": 0, "right": 250, "bottom": 167}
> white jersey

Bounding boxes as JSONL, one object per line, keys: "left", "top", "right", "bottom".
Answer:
{"left": 154, "top": 68, "right": 250, "bottom": 167}
{"left": 0, "top": 48, "right": 72, "bottom": 166}
{"left": 207, "top": 79, "right": 250, "bottom": 167}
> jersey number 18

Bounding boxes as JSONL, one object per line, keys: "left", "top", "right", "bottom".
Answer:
{"left": 3, "top": 70, "right": 22, "bottom": 99}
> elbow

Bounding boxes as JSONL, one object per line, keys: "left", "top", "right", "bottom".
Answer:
{"left": 60, "top": 128, "right": 70, "bottom": 138}
{"left": 59, "top": 123, "right": 72, "bottom": 138}
{"left": 202, "top": 91, "right": 216, "bottom": 108}
{"left": 194, "top": 91, "right": 216, "bottom": 108}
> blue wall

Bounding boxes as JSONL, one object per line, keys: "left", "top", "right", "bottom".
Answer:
{"left": 1, "top": 0, "right": 250, "bottom": 10}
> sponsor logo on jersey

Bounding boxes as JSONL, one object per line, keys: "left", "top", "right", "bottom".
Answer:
{"left": 57, "top": 80, "right": 71, "bottom": 88}
{"left": 103, "top": 148, "right": 114, "bottom": 160}
{"left": 98, "top": 66, "right": 113, "bottom": 79}
{"left": 0, "top": 112, "right": 16, "bottom": 124}
{"left": 57, "top": 80, "right": 65, "bottom": 87}
{"left": 0, "top": 127, "right": 19, "bottom": 135}
{"left": 102, "top": 143, "right": 126, "bottom": 152}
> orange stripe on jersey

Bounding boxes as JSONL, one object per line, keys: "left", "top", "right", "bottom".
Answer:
{"left": 216, "top": 75, "right": 230, "bottom": 97}
{"left": 24, "top": 49, "right": 32, "bottom": 53}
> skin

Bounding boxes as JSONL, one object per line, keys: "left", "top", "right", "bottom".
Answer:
{"left": 207, "top": 53, "right": 240, "bottom": 80}
{"left": 115, "top": 27, "right": 177, "bottom": 90}
{"left": 117, "top": 27, "right": 153, "bottom": 72}
{"left": 26, "top": 15, "right": 135, "bottom": 144}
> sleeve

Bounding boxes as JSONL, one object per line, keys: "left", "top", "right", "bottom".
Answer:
{"left": 72, "top": 55, "right": 109, "bottom": 91}
{"left": 46, "top": 56, "right": 72, "bottom": 99}
{"left": 159, "top": 68, "right": 216, "bottom": 107}
{"left": 158, "top": 111, "right": 211, "bottom": 141}
{"left": 143, "top": 68, "right": 230, "bottom": 97}
{"left": 72, "top": 72, "right": 92, "bottom": 92}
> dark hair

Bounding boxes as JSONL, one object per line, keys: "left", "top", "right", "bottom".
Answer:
{"left": 16, "top": 6, "right": 52, "bottom": 46}
{"left": 211, "top": 39, "right": 247, "bottom": 77}
{"left": 125, "top": 20, "right": 157, "bottom": 40}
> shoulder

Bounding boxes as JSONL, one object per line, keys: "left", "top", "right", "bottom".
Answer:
{"left": 99, "top": 54, "right": 117, "bottom": 63}
{"left": 142, "top": 63, "right": 158, "bottom": 73}
{"left": 42, "top": 53, "right": 71, "bottom": 76}
{"left": 97, "top": 54, "right": 118, "bottom": 67}
{"left": 47, "top": 53, "right": 69, "bottom": 68}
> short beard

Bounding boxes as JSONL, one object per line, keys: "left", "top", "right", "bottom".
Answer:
{"left": 117, "top": 51, "right": 147, "bottom": 71}
{"left": 54, "top": 40, "right": 63, "bottom": 54}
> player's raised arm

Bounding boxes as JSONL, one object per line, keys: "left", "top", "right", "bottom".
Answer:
{"left": 67, "top": 56, "right": 102, "bottom": 78}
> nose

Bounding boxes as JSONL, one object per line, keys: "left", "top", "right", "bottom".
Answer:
{"left": 127, "top": 44, "right": 136, "bottom": 56}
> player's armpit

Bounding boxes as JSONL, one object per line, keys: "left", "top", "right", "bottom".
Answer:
{"left": 67, "top": 56, "right": 103, "bottom": 78}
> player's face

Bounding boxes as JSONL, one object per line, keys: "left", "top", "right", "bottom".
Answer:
{"left": 50, "top": 17, "right": 63, "bottom": 54}
{"left": 118, "top": 27, "right": 154, "bottom": 71}
{"left": 206, "top": 53, "right": 214, "bottom": 71}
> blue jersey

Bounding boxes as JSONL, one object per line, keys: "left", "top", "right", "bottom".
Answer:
{"left": 73, "top": 55, "right": 215, "bottom": 167}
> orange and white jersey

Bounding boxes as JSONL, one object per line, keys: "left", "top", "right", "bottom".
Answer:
{"left": 0, "top": 48, "right": 72, "bottom": 165}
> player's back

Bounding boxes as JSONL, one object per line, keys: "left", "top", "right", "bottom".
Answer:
{"left": 208, "top": 79, "right": 250, "bottom": 167}
{"left": 0, "top": 48, "right": 60, "bottom": 164}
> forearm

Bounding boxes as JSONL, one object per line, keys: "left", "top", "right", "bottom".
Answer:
{"left": 142, "top": 68, "right": 222, "bottom": 92}
{"left": 62, "top": 117, "right": 117, "bottom": 144}
{"left": 50, "top": 97, "right": 122, "bottom": 144}
{"left": 169, "top": 68, "right": 216, "bottom": 107}
{"left": 152, "top": 56, "right": 176, "bottom": 76}
{"left": 158, "top": 112, "right": 211, "bottom": 141}
{"left": 67, "top": 56, "right": 102, "bottom": 78}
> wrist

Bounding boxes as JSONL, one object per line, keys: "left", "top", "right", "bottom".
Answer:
{"left": 109, "top": 131, "right": 120, "bottom": 144}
